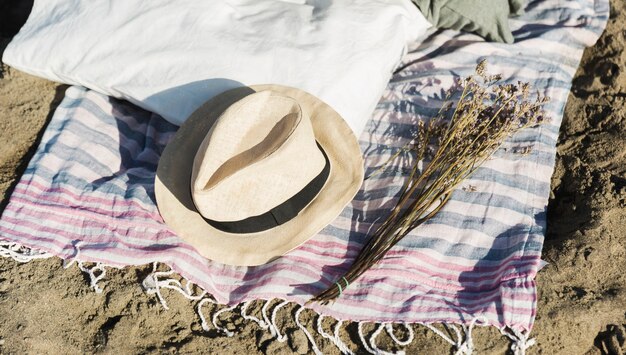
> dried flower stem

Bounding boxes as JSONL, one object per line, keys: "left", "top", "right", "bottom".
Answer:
{"left": 310, "top": 61, "right": 549, "bottom": 304}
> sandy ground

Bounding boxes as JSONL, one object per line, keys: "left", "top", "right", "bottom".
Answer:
{"left": 0, "top": 1, "right": 625, "bottom": 353}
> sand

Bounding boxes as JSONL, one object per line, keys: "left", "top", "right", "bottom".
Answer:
{"left": 0, "top": 1, "right": 625, "bottom": 353}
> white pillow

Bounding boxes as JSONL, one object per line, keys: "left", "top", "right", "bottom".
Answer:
{"left": 3, "top": 0, "right": 430, "bottom": 135}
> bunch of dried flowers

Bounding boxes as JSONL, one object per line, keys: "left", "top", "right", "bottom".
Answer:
{"left": 310, "top": 60, "right": 550, "bottom": 304}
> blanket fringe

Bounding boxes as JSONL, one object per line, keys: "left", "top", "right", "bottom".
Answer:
{"left": 199, "top": 298, "right": 237, "bottom": 337}
{"left": 64, "top": 257, "right": 108, "bottom": 294}
{"left": 501, "top": 326, "right": 536, "bottom": 355}
{"left": 370, "top": 323, "right": 402, "bottom": 355}
{"left": 296, "top": 306, "right": 324, "bottom": 355}
{"left": 0, "top": 241, "right": 52, "bottom": 262}
{"left": 77, "top": 262, "right": 107, "bottom": 294}
{"left": 132, "top": 262, "right": 532, "bottom": 354}
{"left": 62, "top": 242, "right": 108, "bottom": 293}
{"left": 420, "top": 317, "right": 486, "bottom": 355}
{"left": 0, "top": 255, "right": 536, "bottom": 354}
{"left": 317, "top": 316, "right": 354, "bottom": 354}
{"left": 141, "top": 262, "right": 207, "bottom": 309}
{"left": 262, "top": 299, "right": 278, "bottom": 337}
{"left": 269, "top": 300, "right": 290, "bottom": 342}
{"left": 386, "top": 323, "right": 414, "bottom": 346}
{"left": 241, "top": 300, "right": 270, "bottom": 330}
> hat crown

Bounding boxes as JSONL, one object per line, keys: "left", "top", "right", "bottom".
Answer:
{"left": 191, "top": 91, "right": 326, "bottom": 222}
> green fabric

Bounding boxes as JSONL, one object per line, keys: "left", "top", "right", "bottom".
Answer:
{"left": 509, "top": 0, "right": 525, "bottom": 16}
{"left": 412, "top": 0, "right": 526, "bottom": 43}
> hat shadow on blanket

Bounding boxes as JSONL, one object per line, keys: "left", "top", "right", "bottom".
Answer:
{"left": 94, "top": 97, "right": 175, "bottom": 205}
{"left": 94, "top": 79, "right": 246, "bottom": 206}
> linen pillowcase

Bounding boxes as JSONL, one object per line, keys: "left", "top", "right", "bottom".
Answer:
{"left": 2, "top": 0, "right": 431, "bottom": 136}
{"left": 412, "top": 0, "right": 525, "bottom": 43}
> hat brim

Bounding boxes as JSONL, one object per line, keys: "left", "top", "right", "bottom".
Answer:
{"left": 155, "top": 85, "right": 364, "bottom": 266}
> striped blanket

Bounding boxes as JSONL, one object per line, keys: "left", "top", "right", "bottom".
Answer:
{"left": 0, "top": 0, "right": 608, "bottom": 335}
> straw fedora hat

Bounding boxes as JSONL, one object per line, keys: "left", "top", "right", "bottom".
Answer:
{"left": 155, "top": 85, "right": 364, "bottom": 266}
